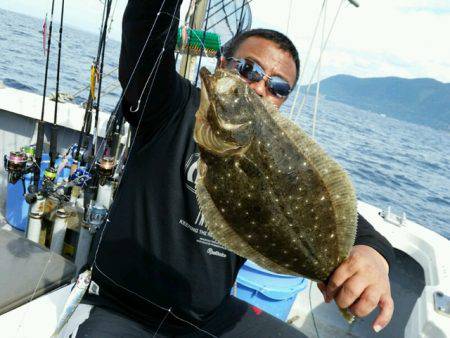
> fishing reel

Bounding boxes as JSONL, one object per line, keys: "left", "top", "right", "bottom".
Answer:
{"left": 69, "top": 167, "right": 92, "bottom": 187}
{"left": 85, "top": 203, "right": 108, "bottom": 234}
{"left": 96, "top": 156, "right": 116, "bottom": 186}
{"left": 4, "top": 151, "right": 28, "bottom": 184}
{"left": 70, "top": 145, "right": 91, "bottom": 166}
{"left": 41, "top": 167, "right": 58, "bottom": 195}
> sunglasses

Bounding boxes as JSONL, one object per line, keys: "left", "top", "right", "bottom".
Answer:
{"left": 226, "top": 57, "right": 292, "bottom": 98}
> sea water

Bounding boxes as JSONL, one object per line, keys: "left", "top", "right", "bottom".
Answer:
{"left": 0, "top": 9, "right": 448, "bottom": 238}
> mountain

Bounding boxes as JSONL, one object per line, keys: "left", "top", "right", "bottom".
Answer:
{"left": 305, "top": 75, "right": 450, "bottom": 131}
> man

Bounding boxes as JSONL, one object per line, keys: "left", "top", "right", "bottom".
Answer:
{"left": 78, "top": 0, "right": 394, "bottom": 336}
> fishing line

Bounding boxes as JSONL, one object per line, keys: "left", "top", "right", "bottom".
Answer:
{"left": 312, "top": 0, "right": 328, "bottom": 139}
{"left": 14, "top": 252, "right": 55, "bottom": 338}
{"left": 295, "top": 0, "right": 345, "bottom": 118}
{"left": 309, "top": 281, "right": 321, "bottom": 338}
{"left": 152, "top": 307, "right": 171, "bottom": 337}
{"left": 87, "top": 2, "right": 220, "bottom": 335}
{"left": 106, "top": 0, "right": 119, "bottom": 38}
{"left": 129, "top": 51, "right": 165, "bottom": 113}
{"left": 92, "top": 0, "right": 180, "bottom": 259}
{"left": 21, "top": 0, "right": 167, "bottom": 324}
{"left": 288, "top": 0, "right": 327, "bottom": 119}
{"left": 285, "top": 0, "right": 294, "bottom": 35}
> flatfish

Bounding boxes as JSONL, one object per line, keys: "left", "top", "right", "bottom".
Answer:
{"left": 194, "top": 67, "right": 357, "bottom": 283}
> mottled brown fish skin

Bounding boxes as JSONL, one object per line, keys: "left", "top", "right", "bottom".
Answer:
{"left": 194, "top": 68, "right": 357, "bottom": 282}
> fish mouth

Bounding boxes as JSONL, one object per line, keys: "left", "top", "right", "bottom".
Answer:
{"left": 194, "top": 68, "right": 251, "bottom": 157}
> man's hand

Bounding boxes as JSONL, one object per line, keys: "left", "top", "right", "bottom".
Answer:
{"left": 317, "top": 245, "right": 394, "bottom": 332}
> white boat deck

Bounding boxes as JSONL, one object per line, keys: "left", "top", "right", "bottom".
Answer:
{"left": 0, "top": 85, "right": 111, "bottom": 138}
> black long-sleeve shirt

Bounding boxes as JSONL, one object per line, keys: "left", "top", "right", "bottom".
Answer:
{"left": 88, "top": 0, "right": 394, "bottom": 330}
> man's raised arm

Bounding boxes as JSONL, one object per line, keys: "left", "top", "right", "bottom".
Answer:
{"left": 119, "top": 0, "right": 182, "bottom": 130}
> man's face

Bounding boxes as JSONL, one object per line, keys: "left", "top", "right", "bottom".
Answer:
{"left": 222, "top": 36, "right": 297, "bottom": 108}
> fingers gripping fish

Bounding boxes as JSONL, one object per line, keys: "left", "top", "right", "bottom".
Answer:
{"left": 194, "top": 68, "right": 357, "bottom": 321}
{"left": 51, "top": 269, "right": 92, "bottom": 337}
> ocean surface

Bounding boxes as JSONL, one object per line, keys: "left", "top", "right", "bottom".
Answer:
{"left": 1, "top": 9, "right": 449, "bottom": 239}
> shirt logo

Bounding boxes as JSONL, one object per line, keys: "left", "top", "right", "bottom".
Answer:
{"left": 184, "top": 152, "right": 200, "bottom": 194}
{"left": 207, "top": 248, "right": 227, "bottom": 258}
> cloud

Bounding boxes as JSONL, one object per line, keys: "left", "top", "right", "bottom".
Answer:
{"left": 251, "top": 0, "right": 450, "bottom": 83}
{"left": 1, "top": 0, "right": 449, "bottom": 82}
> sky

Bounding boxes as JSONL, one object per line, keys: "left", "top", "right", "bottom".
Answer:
{"left": 1, "top": 0, "right": 449, "bottom": 84}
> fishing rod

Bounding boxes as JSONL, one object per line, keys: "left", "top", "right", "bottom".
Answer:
{"left": 93, "top": 0, "right": 113, "bottom": 157}
{"left": 33, "top": 0, "right": 56, "bottom": 190}
{"left": 49, "top": 0, "right": 66, "bottom": 168}
{"left": 75, "top": 0, "right": 112, "bottom": 164}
